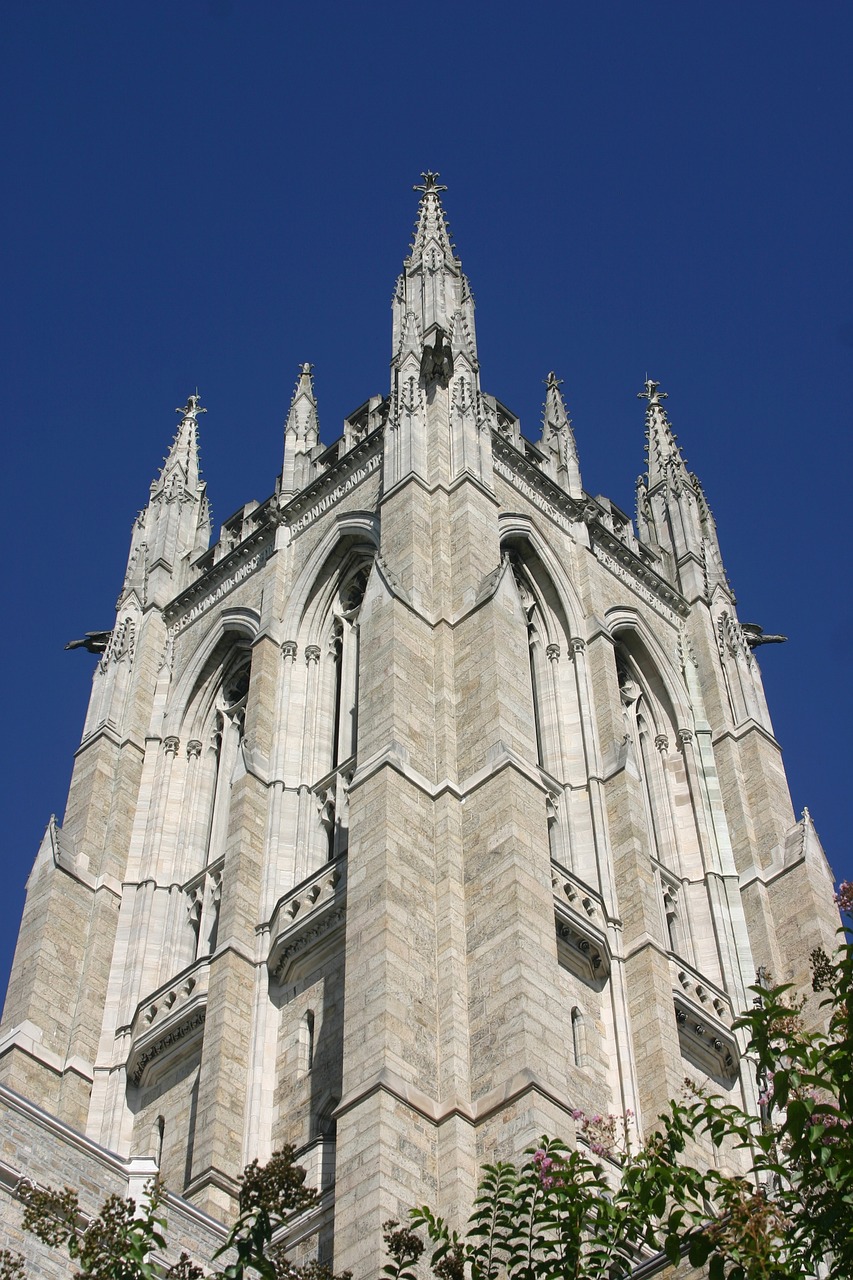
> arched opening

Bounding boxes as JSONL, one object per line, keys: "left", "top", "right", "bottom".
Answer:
{"left": 571, "top": 1006, "right": 586, "bottom": 1067}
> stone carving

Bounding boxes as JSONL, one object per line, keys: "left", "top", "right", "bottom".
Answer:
{"left": 672, "top": 993, "right": 737, "bottom": 1082}
{"left": 66, "top": 630, "right": 112, "bottom": 655}
{"left": 420, "top": 326, "right": 454, "bottom": 388}
{"left": 128, "top": 1008, "right": 206, "bottom": 1087}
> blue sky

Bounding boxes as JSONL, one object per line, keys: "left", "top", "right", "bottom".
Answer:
{"left": 1, "top": 1, "right": 851, "bottom": 998}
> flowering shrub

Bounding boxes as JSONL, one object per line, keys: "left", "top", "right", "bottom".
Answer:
{"left": 10, "top": 1149, "right": 351, "bottom": 1280}
{"left": 389, "top": 888, "right": 853, "bottom": 1280}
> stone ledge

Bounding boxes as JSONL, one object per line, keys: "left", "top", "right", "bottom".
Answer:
{"left": 0, "top": 1022, "right": 93, "bottom": 1084}
{"left": 335, "top": 1064, "right": 578, "bottom": 1130}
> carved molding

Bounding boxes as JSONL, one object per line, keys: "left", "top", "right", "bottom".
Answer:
{"left": 268, "top": 860, "right": 347, "bottom": 984}
{"left": 126, "top": 961, "right": 210, "bottom": 1087}
{"left": 551, "top": 865, "right": 611, "bottom": 987}
{"left": 673, "top": 992, "right": 738, "bottom": 1083}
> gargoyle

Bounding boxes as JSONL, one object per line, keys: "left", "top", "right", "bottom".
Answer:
{"left": 419, "top": 326, "right": 454, "bottom": 388}
{"left": 65, "top": 630, "right": 112, "bottom": 654}
{"left": 741, "top": 623, "right": 788, "bottom": 649}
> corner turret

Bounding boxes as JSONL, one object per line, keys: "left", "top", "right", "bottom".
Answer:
{"left": 635, "top": 379, "right": 729, "bottom": 602}
{"left": 122, "top": 394, "right": 210, "bottom": 609}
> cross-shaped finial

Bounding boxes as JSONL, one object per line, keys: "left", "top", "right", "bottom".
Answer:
{"left": 177, "top": 393, "right": 206, "bottom": 419}
{"left": 413, "top": 171, "right": 448, "bottom": 195}
{"left": 544, "top": 371, "right": 564, "bottom": 391}
{"left": 637, "top": 378, "right": 667, "bottom": 406}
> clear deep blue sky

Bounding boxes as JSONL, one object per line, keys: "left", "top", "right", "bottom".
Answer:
{"left": 2, "top": 2, "right": 851, "bottom": 999}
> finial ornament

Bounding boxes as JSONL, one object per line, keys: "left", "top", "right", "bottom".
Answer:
{"left": 177, "top": 393, "right": 206, "bottom": 421}
{"left": 545, "top": 371, "right": 564, "bottom": 390}
{"left": 413, "top": 171, "right": 448, "bottom": 195}
{"left": 637, "top": 378, "right": 667, "bottom": 407}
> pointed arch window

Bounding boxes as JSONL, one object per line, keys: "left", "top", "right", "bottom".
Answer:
{"left": 510, "top": 559, "right": 557, "bottom": 775}
{"left": 299, "top": 1009, "right": 315, "bottom": 1076}
{"left": 311, "top": 558, "right": 372, "bottom": 866}
{"left": 204, "top": 652, "right": 251, "bottom": 868}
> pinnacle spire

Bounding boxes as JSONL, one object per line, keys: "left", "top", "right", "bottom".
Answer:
{"left": 154, "top": 392, "right": 205, "bottom": 497}
{"left": 282, "top": 362, "right": 320, "bottom": 495}
{"left": 408, "top": 171, "right": 456, "bottom": 267}
{"left": 123, "top": 391, "right": 210, "bottom": 606}
{"left": 639, "top": 378, "right": 690, "bottom": 494}
{"left": 539, "top": 372, "right": 583, "bottom": 497}
{"left": 391, "top": 173, "right": 478, "bottom": 372}
{"left": 285, "top": 363, "right": 320, "bottom": 443}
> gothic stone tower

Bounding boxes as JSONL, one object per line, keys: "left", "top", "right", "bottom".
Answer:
{"left": 0, "top": 177, "right": 840, "bottom": 1276}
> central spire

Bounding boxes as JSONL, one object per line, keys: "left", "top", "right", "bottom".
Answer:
{"left": 392, "top": 172, "right": 478, "bottom": 369}
{"left": 408, "top": 171, "right": 456, "bottom": 268}
{"left": 386, "top": 174, "right": 488, "bottom": 495}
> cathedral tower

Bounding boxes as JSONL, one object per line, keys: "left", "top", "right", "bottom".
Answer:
{"left": 0, "top": 177, "right": 839, "bottom": 1276}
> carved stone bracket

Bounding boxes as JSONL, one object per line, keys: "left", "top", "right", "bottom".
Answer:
{"left": 126, "top": 959, "right": 210, "bottom": 1087}
{"left": 545, "top": 643, "right": 561, "bottom": 663}
{"left": 163, "top": 736, "right": 180, "bottom": 757}
{"left": 281, "top": 640, "right": 298, "bottom": 661}
{"left": 551, "top": 865, "right": 611, "bottom": 987}
{"left": 305, "top": 645, "right": 321, "bottom": 665}
{"left": 268, "top": 859, "right": 347, "bottom": 985}
{"left": 673, "top": 992, "right": 738, "bottom": 1083}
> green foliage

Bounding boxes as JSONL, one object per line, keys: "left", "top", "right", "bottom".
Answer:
{"left": 19, "top": 1178, "right": 169, "bottom": 1279}
{"left": 392, "top": 889, "right": 853, "bottom": 1280}
{"left": 0, "top": 1250, "right": 26, "bottom": 1280}
{"left": 16, "top": 1148, "right": 349, "bottom": 1280}
{"left": 213, "top": 1146, "right": 350, "bottom": 1280}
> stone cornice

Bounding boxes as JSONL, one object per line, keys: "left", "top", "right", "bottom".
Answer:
{"left": 492, "top": 434, "right": 686, "bottom": 618}
{"left": 349, "top": 738, "right": 551, "bottom": 804}
{"left": 492, "top": 433, "right": 585, "bottom": 536}
{"left": 711, "top": 719, "right": 781, "bottom": 752}
{"left": 266, "top": 860, "right": 347, "bottom": 983}
{"left": 673, "top": 990, "right": 739, "bottom": 1082}
{"left": 335, "top": 1064, "right": 577, "bottom": 1130}
{"left": 125, "top": 958, "right": 211, "bottom": 1087}
{"left": 164, "top": 532, "right": 276, "bottom": 632}
{"left": 590, "top": 531, "right": 689, "bottom": 620}
{"left": 281, "top": 430, "right": 383, "bottom": 538}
